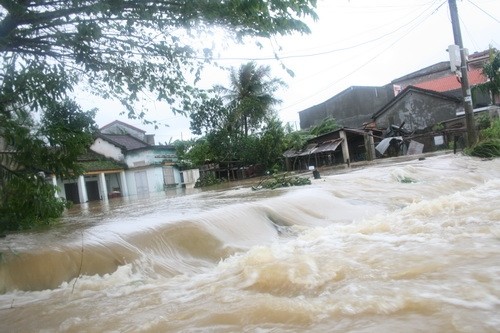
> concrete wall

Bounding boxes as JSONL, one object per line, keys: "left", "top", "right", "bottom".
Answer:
{"left": 125, "top": 166, "right": 165, "bottom": 197}
{"left": 90, "top": 138, "right": 124, "bottom": 161}
{"left": 124, "top": 147, "right": 176, "bottom": 168}
{"left": 299, "top": 85, "right": 395, "bottom": 130}
{"left": 375, "top": 92, "right": 460, "bottom": 132}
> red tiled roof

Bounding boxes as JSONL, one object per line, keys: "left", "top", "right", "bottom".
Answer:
{"left": 414, "top": 68, "right": 486, "bottom": 92}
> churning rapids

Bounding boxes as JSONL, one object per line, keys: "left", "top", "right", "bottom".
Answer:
{"left": 1, "top": 154, "right": 499, "bottom": 332}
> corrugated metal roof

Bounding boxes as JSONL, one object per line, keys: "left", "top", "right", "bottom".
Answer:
{"left": 283, "top": 139, "right": 343, "bottom": 158}
{"left": 314, "top": 138, "right": 343, "bottom": 153}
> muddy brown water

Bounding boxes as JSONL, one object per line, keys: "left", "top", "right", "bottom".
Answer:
{"left": 1, "top": 154, "right": 499, "bottom": 332}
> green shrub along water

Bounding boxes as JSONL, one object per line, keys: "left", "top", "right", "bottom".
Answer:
{"left": 194, "top": 173, "right": 225, "bottom": 188}
{"left": 466, "top": 119, "right": 500, "bottom": 158}
{"left": 0, "top": 176, "right": 68, "bottom": 231}
{"left": 253, "top": 173, "right": 311, "bottom": 190}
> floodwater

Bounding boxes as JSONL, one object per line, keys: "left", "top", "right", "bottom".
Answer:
{"left": 1, "top": 154, "right": 499, "bottom": 332}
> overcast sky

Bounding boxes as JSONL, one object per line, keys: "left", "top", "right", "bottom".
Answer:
{"left": 77, "top": 0, "right": 500, "bottom": 144}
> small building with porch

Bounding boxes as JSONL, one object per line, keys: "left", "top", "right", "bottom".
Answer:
{"left": 283, "top": 127, "right": 379, "bottom": 171}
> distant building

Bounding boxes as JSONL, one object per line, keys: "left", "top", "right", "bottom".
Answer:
{"left": 298, "top": 49, "right": 493, "bottom": 132}
{"left": 391, "top": 50, "right": 492, "bottom": 107}
{"left": 299, "top": 85, "right": 394, "bottom": 130}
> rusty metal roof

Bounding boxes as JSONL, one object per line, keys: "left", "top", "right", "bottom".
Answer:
{"left": 314, "top": 138, "right": 343, "bottom": 154}
{"left": 283, "top": 138, "right": 343, "bottom": 158}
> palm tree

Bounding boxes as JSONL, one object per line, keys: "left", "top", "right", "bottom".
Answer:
{"left": 217, "top": 62, "right": 285, "bottom": 137}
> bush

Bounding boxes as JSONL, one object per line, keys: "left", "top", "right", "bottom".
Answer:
{"left": 465, "top": 138, "right": 500, "bottom": 158}
{"left": 253, "top": 173, "right": 311, "bottom": 190}
{"left": 479, "top": 119, "right": 500, "bottom": 140}
{"left": 0, "top": 175, "right": 68, "bottom": 231}
{"left": 464, "top": 119, "right": 500, "bottom": 158}
{"left": 194, "top": 173, "right": 225, "bottom": 188}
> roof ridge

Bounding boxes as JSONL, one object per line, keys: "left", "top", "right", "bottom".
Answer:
{"left": 100, "top": 120, "right": 147, "bottom": 134}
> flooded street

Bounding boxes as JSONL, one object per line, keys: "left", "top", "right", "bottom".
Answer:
{"left": 1, "top": 154, "right": 499, "bottom": 332}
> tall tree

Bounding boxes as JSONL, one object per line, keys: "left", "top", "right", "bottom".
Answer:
{"left": 477, "top": 48, "right": 500, "bottom": 106}
{"left": 217, "top": 62, "right": 286, "bottom": 136}
{"left": 0, "top": 1, "right": 318, "bottom": 230}
{"left": 0, "top": 1, "right": 316, "bottom": 118}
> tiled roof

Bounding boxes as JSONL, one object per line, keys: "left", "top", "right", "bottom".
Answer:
{"left": 77, "top": 150, "right": 126, "bottom": 171}
{"left": 413, "top": 68, "right": 486, "bottom": 92}
{"left": 100, "top": 120, "right": 146, "bottom": 134}
{"left": 99, "top": 134, "right": 150, "bottom": 151}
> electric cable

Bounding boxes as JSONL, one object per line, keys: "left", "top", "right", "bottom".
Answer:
{"left": 466, "top": 0, "right": 500, "bottom": 23}
{"left": 279, "top": 0, "right": 448, "bottom": 112}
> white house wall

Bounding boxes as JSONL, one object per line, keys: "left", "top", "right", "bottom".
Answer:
{"left": 125, "top": 150, "right": 151, "bottom": 168}
{"left": 181, "top": 169, "right": 200, "bottom": 188}
{"left": 124, "top": 149, "right": 176, "bottom": 168}
{"left": 90, "top": 138, "right": 124, "bottom": 162}
{"left": 54, "top": 178, "right": 67, "bottom": 199}
{"left": 125, "top": 166, "right": 169, "bottom": 197}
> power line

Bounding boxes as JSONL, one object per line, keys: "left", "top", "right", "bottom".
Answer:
{"left": 279, "top": 0, "right": 447, "bottom": 112}
{"left": 467, "top": 0, "right": 500, "bottom": 23}
{"left": 210, "top": 1, "right": 444, "bottom": 62}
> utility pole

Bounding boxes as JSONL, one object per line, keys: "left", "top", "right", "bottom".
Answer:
{"left": 448, "top": 0, "right": 477, "bottom": 147}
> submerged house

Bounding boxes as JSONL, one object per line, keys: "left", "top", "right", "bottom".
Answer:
{"left": 283, "top": 127, "right": 380, "bottom": 171}
{"left": 54, "top": 120, "right": 198, "bottom": 204}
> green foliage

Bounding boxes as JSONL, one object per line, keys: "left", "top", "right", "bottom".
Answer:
{"left": 0, "top": 175, "right": 68, "bottom": 231}
{"left": 194, "top": 173, "right": 225, "bottom": 188}
{"left": 0, "top": 104, "right": 95, "bottom": 230}
{"left": 1, "top": 102, "right": 97, "bottom": 178}
{"left": 1, "top": 1, "right": 317, "bottom": 229}
{"left": 0, "top": 1, "right": 317, "bottom": 119}
{"left": 309, "top": 118, "right": 340, "bottom": 137}
{"left": 399, "top": 177, "right": 417, "bottom": 184}
{"left": 216, "top": 62, "right": 286, "bottom": 136}
{"left": 476, "top": 113, "right": 491, "bottom": 131}
{"left": 465, "top": 139, "right": 500, "bottom": 158}
{"left": 284, "top": 130, "right": 312, "bottom": 151}
{"left": 189, "top": 96, "right": 230, "bottom": 136}
{"left": 479, "top": 119, "right": 500, "bottom": 140}
{"left": 281, "top": 118, "right": 339, "bottom": 153}
{"left": 186, "top": 117, "right": 288, "bottom": 172}
{"left": 476, "top": 48, "right": 500, "bottom": 104}
{"left": 184, "top": 138, "right": 216, "bottom": 167}
{"left": 465, "top": 119, "right": 500, "bottom": 158}
{"left": 432, "top": 122, "right": 444, "bottom": 131}
{"left": 253, "top": 173, "right": 311, "bottom": 190}
{"left": 186, "top": 62, "right": 288, "bottom": 172}
{"left": 255, "top": 117, "right": 287, "bottom": 169}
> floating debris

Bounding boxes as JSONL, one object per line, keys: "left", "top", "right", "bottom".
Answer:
{"left": 252, "top": 174, "right": 311, "bottom": 190}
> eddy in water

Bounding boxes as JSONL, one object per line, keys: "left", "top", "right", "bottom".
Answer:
{"left": 1, "top": 154, "right": 499, "bottom": 332}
